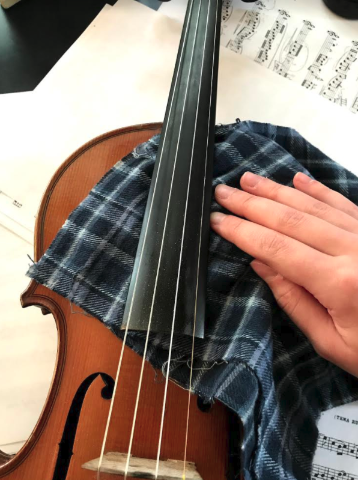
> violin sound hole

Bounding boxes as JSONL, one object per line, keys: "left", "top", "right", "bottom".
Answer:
{"left": 52, "top": 372, "right": 114, "bottom": 480}
{"left": 101, "top": 376, "right": 115, "bottom": 400}
{"left": 197, "top": 396, "right": 212, "bottom": 413}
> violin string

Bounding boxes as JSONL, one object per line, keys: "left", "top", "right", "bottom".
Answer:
{"left": 123, "top": 1, "right": 201, "bottom": 478}
{"left": 96, "top": 325, "right": 130, "bottom": 480}
{"left": 96, "top": 3, "right": 194, "bottom": 478}
{"left": 183, "top": 1, "right": 219, "bottom": 478}
{"left": 153, "top": 0, "right": 209, "bottom": 477}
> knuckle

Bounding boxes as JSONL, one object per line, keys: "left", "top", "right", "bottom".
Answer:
{"left": 275, "top": 284, "right": 300, "bottom": 316}
{"left": 241, "top": 194, "right": 258, "bottom": 211}
{"left": 259, "top": 233, "right": 288, "bottom": 257}
{"left": 311, "top": 179, "right": 325, "bottom": 193}
{"left": 278, "top": 208, "right": 305, "bottom": 229}
{"left": 336, "top": 266, "right": 358, "bottom": 294}
{"left": 268, "top": 182, "right": 284, "bottom": 201}
{"left": 226, "top": 217, "right": 244, "bottom": 237}
{"left": 309, "top": 201, "right": 330, "bottom": 217}
{"left": 346, "top": 205, "right": 358, "bottom": 221}
{"left": 223, "top": 187, "right": 237, "bottom": 202}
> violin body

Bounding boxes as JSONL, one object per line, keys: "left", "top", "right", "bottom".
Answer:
{"left": 0, "top": 124, "right": 229, "bottom": 480}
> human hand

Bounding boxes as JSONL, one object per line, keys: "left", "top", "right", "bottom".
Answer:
{"left": 210, "top": 172, "right": 358, "bottom": 377}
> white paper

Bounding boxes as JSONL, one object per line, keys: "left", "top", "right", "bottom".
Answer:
{"left": 312, "top": 401, "right": 358, "bottom": 478}
{"left": 0, "top": 92, "right": 37, "bottom": 241}
{"left": 0, "top": 225, "right": 57, "bottom": 449}
{"left": 160, "top": 0, "right": 358, "bottom": 114}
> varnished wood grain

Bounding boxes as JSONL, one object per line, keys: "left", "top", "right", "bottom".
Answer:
{"left": 0, "top": 124, "right": 229, "bottom": 480}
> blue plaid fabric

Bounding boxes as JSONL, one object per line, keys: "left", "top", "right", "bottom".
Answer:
{"left": 28, "top": 121, "right": 358, "bottom": 480}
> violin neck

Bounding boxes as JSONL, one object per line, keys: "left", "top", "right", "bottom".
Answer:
{"left": 122, "top": 0, "right": 222, "bottom": 338}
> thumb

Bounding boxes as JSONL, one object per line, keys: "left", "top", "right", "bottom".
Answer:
{"left": 251, "top": 260, "right": 333, "bottom": 355}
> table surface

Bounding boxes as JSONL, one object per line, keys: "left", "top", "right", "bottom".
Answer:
{"left": 0, "top": 0, "right": 161, "bottom": 94}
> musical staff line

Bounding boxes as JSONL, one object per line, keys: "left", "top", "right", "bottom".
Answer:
{"left": 302, "top": 30, "right": 339, "bottom": 90}
{"left": 312, "top": 464, "right": 358, "bottom": 480}
{"left": 273, "top": 19, "right": 315, "bottom": 78}
{"left": 320, "top": 40, "right": 358, "bottom": 106}
{"left": 227, "top": 1, "right": 265, "bottom": 54}
{"left": 255, "top": 9, "right": 289, "bottom": 66}
{"left": 317, "top": 433, "right": 358, "bottom": 459}
{"left": 214, "top": 0, "right": 358, "bottom": 114}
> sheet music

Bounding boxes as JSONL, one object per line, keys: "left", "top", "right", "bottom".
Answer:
{"left": 312, "top": 401, "right": 358, "bottom": 478}
{"left": 0, "top": 224, "right": 57, "bottom": 450}
{"left": 161, "top": 0, "right": 358, "bottom": 114}
{"left": 312, "top": 465, "right": 358, "bottom": 480}
{"left": 0, "top": 191, "right": 34, "bottom": 245}
{"left": 0, "top": 92, "right": 40, "bottom": 243}
{"left": 317, "top": 433, "right": 358, "bottom": 459}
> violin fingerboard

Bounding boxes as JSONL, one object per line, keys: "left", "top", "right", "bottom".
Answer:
{"left": 122, "top": 0, "right": 222, "bottom": 338}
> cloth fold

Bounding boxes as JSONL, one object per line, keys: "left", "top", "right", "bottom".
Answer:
{"left": 28, "top": 121, "right": 358, "bottom": 480}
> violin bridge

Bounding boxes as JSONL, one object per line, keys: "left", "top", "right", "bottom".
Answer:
{"left": 82, "top": 452, "right": 203, "bottom": 480}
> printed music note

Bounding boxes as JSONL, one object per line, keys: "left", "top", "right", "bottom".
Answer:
{"left": 312, "top": 464, "right": 358, "bottom": 479}
{"left": 222, "top": 0, "right": 233, "bottom": 24}
{"left": 317, "top": 433, "right": 358, "bottom": 459}
{"left": 216, "top": 0, "right": 358, "bottom": 114}
{"left": 227, "top": 2, "right": 265, "bottom": 54}
{"left": 312, "top": 465, "right": 356, "bottom": 479}
{"left": 320, "top": 40, "right": 358, "bottom": 105}
{"left": 273, "top": 20, "right": 315, "bottom": 78}
{"left": 255, "top": 10, "right": 290, "bottom": 66}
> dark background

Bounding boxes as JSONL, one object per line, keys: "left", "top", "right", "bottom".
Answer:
{"left": 0, "top": 0, "right": 162, "bottom": 94}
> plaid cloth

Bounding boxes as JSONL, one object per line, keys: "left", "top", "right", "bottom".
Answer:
{"left": 28, "top": 121, "right": 358, "bottom": 480}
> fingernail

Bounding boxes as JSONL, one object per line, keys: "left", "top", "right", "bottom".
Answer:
{"left": 295, "top": 172, "right": 312, "bottom": 184}
{"left": 215, "top": 184, "right": 234, "bottom": 200}
{"left": 242, "top": 172, "right": 261, "bottom": 188}
{"left": 210, "top": 212, "right": 226, "bottom": 225}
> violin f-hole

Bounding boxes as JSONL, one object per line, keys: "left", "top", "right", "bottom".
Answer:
{"left": 52, "top": 373, "right": 114, "bottom": 480}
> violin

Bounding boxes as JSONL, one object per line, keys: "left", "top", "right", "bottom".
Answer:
{"left": 0, "top": 1, "right": 242, "bottom": 479}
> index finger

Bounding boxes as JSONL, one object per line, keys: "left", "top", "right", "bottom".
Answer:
{"left": 240, "top": 172, "right": 358, "bottom": 234}
{"left": 210, "top": 211, "right": 332, "bottom": 297}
